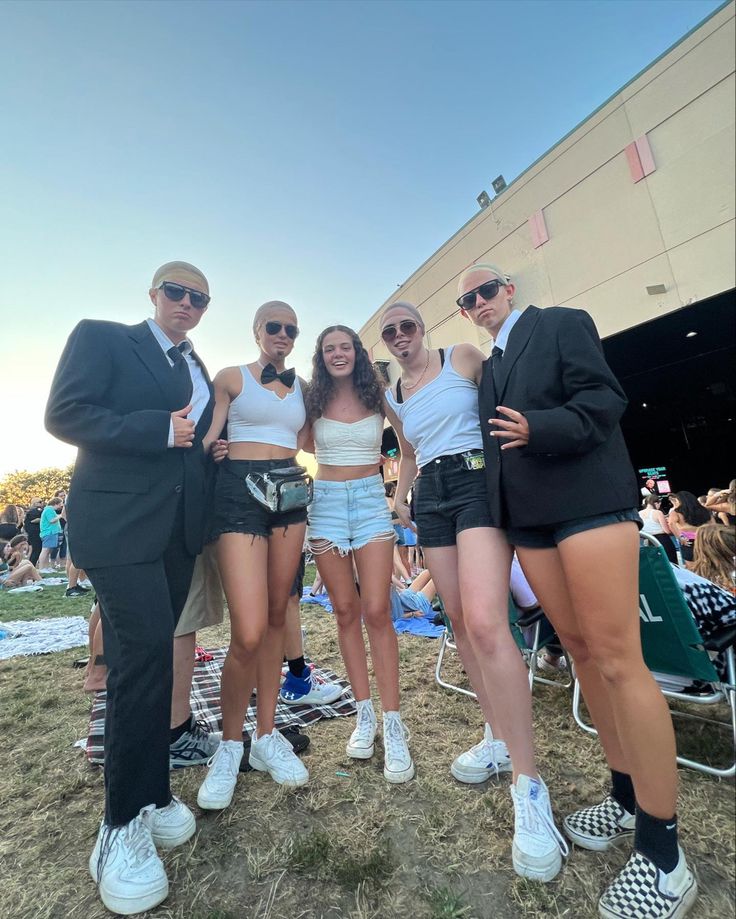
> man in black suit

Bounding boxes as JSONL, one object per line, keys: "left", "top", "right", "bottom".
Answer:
{"left": 460, "top": 264, "right": 695, "bottom": 919}
{"left": 46, "top": 261, "right": 216, "bottom": 915}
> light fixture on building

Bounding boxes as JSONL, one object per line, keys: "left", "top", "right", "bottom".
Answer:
{"left": 646, "top": 284, "right": 667, "bottom": 295}
{"left": 491, "top": 175, "right": 507, "bottom": 195}
{"left": 685, "top": 331, "right": 698, "bottom": 338}
{"left": 477, "top": 191, "right": 491, "bottom": 209}
{"left": 642, "top": 403, "right": 648, "bottom": 408}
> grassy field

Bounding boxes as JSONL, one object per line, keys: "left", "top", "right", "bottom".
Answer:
{"left": 0, "top": 571, "right": 733, "bottom": 919}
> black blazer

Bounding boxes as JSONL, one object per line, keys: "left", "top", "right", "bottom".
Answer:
{"left": 478, "top": 306, "right": 639, "bottom": 528}
{"left": 45, "top": 320, "right": 214, "bottom": 569}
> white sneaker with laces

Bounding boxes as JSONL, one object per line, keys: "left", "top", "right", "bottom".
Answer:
{"left": 537, "top": 652, "right": 568, "bottom": 673}
{"left": 249, "top": 729, "right": 309, "bottom": 786}
{"left": 196, "top": 739, "right": 243, "bottom": 810}
{"left": 382, "top": 711, "right": 415, "bottom": 783}
{"left": 346, "top": 698, "right": 378, "bottom": 759}
{"left": 451, "top": 723, "right": 512, "bottom": 784}
{"left": 142, "top": 797, "right": 196, "bottom": 849}
{"left": 88, "top": 806, "right": 169, "bottom": 915}
{"left": 510, "top": 775, "right": 568, "bottom": 882}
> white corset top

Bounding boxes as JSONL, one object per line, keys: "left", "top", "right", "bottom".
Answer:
{"left": 313, "top": 413, "right": 384, "bottom": 465}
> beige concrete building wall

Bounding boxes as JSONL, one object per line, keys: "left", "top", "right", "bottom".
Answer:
{"left": 362, "top": 2, "right": 735, "bottom": 369}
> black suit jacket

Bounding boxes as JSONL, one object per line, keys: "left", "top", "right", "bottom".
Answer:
{"left": 45, "top": 320, "right": 214, "bottom": 568}
{"left": 478, "top": 306, "right": 639, "bottom": 528}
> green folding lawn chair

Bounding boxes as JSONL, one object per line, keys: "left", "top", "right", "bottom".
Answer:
{"left": 572, "top": 534, "right": 736, "bottom": 778}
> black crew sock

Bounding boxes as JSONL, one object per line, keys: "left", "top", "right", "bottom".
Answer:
{"left": 635, "top": 806, "right": 679, "bottom": 873}
{"left": 169, "top": 714, "right": 192, "bottom": 745}
{"left": 288, "top": 655, "right": 307, "bottom": 678}
{"left": 610, "top": 769, "right": 636, "bottom": 815}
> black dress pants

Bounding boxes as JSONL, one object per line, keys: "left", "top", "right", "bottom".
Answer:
{"left": 87, "top": 499, "right": 196, "bottom": 826}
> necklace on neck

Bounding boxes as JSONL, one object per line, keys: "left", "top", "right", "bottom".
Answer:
{"left": 401, "top": 349, "right": 431, "bottom": 391}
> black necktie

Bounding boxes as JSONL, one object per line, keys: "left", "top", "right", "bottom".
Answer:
{"left": 167, "top": 344, "right": 193, "bottom": 405}
{"left": 261, "top": 363, "right": 296, "bottom": 387}
{"left": 491, "top": 345, "right": 503, "bottom": 396}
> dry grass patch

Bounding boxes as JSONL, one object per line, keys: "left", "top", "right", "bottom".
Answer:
{"left": 0, "top": 578, "right": 733, "bottom": 918}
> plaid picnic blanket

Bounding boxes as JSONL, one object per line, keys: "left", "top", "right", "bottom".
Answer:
{"left": 85, "top": 648, "right": 356, "bottom": 764}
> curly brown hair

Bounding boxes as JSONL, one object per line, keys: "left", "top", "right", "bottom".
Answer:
{"left": 691, "top": 523, "right": 735, "bottom": 593}
{"left": 305, "top": 326, "right": 384, "bottom": 421}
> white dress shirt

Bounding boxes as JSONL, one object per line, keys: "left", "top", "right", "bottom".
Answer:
{"left": 493, "top": 308, "right": 522, "bottom": 353}
{"left": 146, "top": 318, "right": 209, "bottom": 447}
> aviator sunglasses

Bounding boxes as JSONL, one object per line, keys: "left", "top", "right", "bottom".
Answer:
{"left": 381, "top": 319, "right": 419, "bottom": 343}
{"left": 456, "top": 278, "right": 506, "bottom": 310}
{"left": 159, "top": 282, "right": 210, "bottom": 310}
{"left": 265, "top": 320, "right": 299, "bottom": 340}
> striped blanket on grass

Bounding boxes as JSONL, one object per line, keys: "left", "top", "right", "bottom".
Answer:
{"left": 85, "top": 647, "right": 356, "bottom": 764}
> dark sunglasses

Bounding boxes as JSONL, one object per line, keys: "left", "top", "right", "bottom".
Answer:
{"left": 456, "top": 278, "right": 505, "bottom": 310}
{"left": 159, "top": 282, "right": 210, "bottom": 310}
{"left": 381, "top": 319, "right": 419, "bottom": 343}
{"left": 265, "top": 320, "right": 299, "bottom": 340}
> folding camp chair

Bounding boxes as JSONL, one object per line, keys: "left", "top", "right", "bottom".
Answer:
{"left": 434, "top": 596, "right": 570, "bottom": 697}
{"left": 572, "top": 534, "right": 736, "bottom": 778}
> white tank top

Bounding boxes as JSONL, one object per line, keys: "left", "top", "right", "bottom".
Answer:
{"left": 639, "top": 508, "right": 665, "bottom": 536}
{"left": 227, "top": 366, "right": 306, "bottom": 449}
{"left": 384, "top": 346, "right": 482, "bottom": 467}
{"left": 313, "top": 414, "right": 383, "bottom": 465}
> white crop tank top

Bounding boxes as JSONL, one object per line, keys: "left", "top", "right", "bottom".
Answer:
{"left": 313, "top": 413, "right": 384, "bottom": 466}
{"left": 384, "top": 346, "right": 482, "bottom": 467}
{"left": 227, "top": 366, "right": 306, "bottom": 450}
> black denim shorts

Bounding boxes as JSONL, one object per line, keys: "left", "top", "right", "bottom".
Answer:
{"left": 209, "top": 458, "right": 308, "bottom": 541}
{"left": 413, "top": 453, "right": 494, "bottom": 548}
{"left": 507, "top": 507, "right": 642, "bottom": 549}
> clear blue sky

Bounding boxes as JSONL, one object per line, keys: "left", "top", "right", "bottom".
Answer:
{"left": 0, "top": 0, "right": 725, "bottom": 473}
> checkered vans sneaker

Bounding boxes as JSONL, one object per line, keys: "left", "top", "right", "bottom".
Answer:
{"left": 564, "top": 794, "right": 635, "bottom": 852}
{"left": 599, "top": 848, "right": 697, "bottom": 919}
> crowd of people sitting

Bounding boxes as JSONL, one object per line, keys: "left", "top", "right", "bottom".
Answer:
{"left": 0, "top": 495, "right": 93, "bottom": 596}
{"left": 36, "top": 260, "right": 734, "bottom": 918}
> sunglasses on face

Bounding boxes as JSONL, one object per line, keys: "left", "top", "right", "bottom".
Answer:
{"left": 380, "top": 319, "right": 419, "bottom": 343}
{"left": 456, "top": 278, "right": 506, "bottom": 310}
{"left": 159, "top": 282, "right": 210, "bottom": 310}
{"left": 264, "top": 320, "right": 299, "bottom": 340}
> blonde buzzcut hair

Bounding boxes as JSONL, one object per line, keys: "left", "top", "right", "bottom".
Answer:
{"left": 252, "top": 300, "right": 298, "bottom": 335}
{"left": 457, "top": 262, "right": 510, "bottom": 290}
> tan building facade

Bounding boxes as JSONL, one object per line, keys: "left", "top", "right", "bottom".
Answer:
{"left": 361, "top": 2, "right": 735, "bottom": 367}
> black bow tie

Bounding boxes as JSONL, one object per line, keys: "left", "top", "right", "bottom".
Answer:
{"left": 260, "top": 363, "right": 296, "bottom": 387}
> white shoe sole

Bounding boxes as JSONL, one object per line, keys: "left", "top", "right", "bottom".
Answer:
{"left": 98, "top": 877, "right": 169, "bottom": 915}
{"left": 598, "top": 875, "right": 698, "bottom": 919}
{"left": 149, "top": 812, "right": 197, "bottom": 849}
{"left": 197, "top": 782, "right": 236, "bottom": 810}
{"left": 248, "top": 752, "right": 309, "bottom": 787}
{"left": 563, "top": 821, "right": 634, "bottom": 852}
{"left": 450, "top": 761, "right": 513, "bottom": 784}
{"left": 384, "top": 761, "right": 416, "bottom": 784}
{"left": 512, "top": 845, "right": 562, "bottom": 883}
{"left": 346, "top": 741, "right": 375, "bottom": 759}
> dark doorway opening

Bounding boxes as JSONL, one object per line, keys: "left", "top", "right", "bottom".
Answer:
{"left": 603, "top": 289, "right": 735, "bottom": 497}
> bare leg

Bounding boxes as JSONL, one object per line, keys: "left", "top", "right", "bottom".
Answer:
{"left": 560, "top": 524, "right": 676, "bottom": 818}
{"left": 217, "top": 533, "right": 269, "bottom": 741}
{"left": 255, "top": 523, "right": 306, "bottom": 736}
{"left": 84, "top": 604, "right": 107, "bottom": 692}
{"left": 171, "top": 632, "right": 196, "bottom": 728}
{"left": 423, "top": 544, "right": 501, "bottom": 745}
{"left": 315, "top": 547, "right": 371, "bottom": 702}
{"left": 408, "top": 569, "right": 432, "bottom": 593}
{"left": 354, "top": 539, "right": 400, "bottom": 711}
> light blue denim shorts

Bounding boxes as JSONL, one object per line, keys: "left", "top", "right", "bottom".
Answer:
{"left": 307, "top": 474, "right": 395, "bottom": 555}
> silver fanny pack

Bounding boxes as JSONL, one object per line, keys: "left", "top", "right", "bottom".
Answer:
{"left": 245, "top": 465, "right": 313, "bottom": 514}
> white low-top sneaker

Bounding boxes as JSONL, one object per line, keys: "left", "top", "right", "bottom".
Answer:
{"left": 346, "top": 699, "right": 377, "bottom": 759}
{"left": 510, "top": 775, "right": 568, "bottom": 882}
{"left": 249, "top": 729, "right": 309, "bottom": 787}
{"left": 142, "top": 797, "right": 196, "bottom": 849}
{"left": 598, "top": 846, "right": 697, "bottom": 919}
{"left": 451, "top": 724, "right": 512, "bottom": 784}
{"left": 382, "top": 712, "right": 415, "bottom": 784}
{"left": 89, "top": 806, "right": 169, "bottom": 915}
{"left": 196, "top": 740, "right": 243, "bottom": 810}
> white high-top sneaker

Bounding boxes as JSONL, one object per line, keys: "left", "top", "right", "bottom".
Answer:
{"left": 382, "top": 711, "right": 415, "bottom": 784}
{"left": 346, "top": 698, "right": 378, "bottom": 759}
